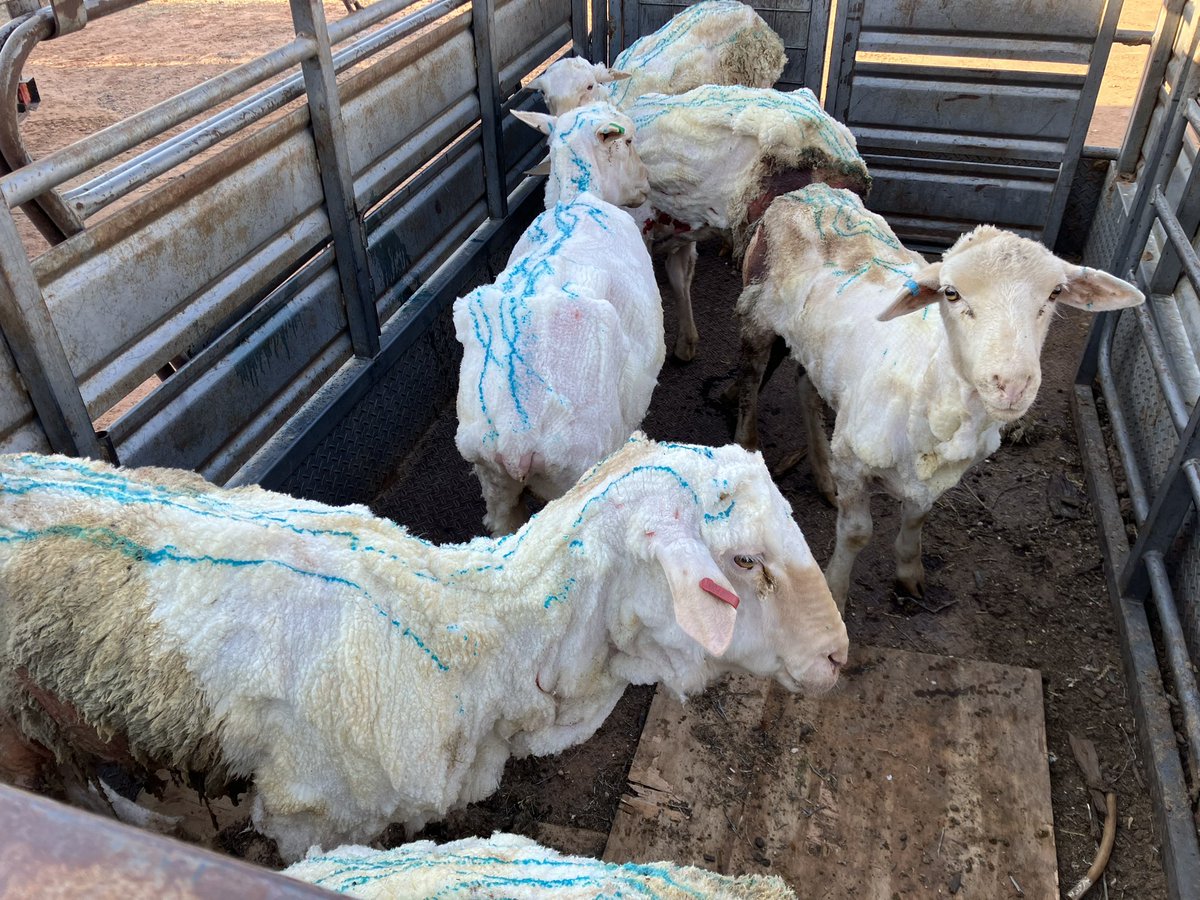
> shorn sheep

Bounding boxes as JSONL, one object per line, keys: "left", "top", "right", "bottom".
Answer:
{"left": 283, "top": 833, "right": 795, "bottom": 899}
{"left": 0, "top": 435, "right": 847, "bottom": 861}
{"left": 529, "top": 0, "right": 786, "bottom": 116}
{"left": 454, "top": 102, "right": 662, "bottom": 536}
{"left": 733, "top": 184, "right": 1144, "bottom": 608}
{"left": 630, "top": 85, "right": 871, "bottom": 360}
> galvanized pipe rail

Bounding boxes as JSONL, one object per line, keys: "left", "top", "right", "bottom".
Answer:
{"left": 1074, "top": 13, "right": 1200, "bottom": 893}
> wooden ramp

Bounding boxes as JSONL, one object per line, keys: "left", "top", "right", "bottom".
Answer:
{"left": 604, "top": 646, "right": 1057, "bottom": 897}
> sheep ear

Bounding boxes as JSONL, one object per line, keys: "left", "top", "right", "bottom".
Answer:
{"left": 526, "top": 74, "right": 545, "bottom": 93}
{"left": 595, "top": 120, "right": 627, "bottom": 142}
{"left": 601, "top": 68, "right": 633, "bottom": 82}
{"left": 1057, "top": 265, "right": 1145, "bottom": 312}
{"left": 650, "top": 536, "right": 738, "bottom": 656}
{"left": 877, "top": 262, "right": 942, "bottom": 322}
{"left": 512, "top": 110, "right": 555, "bottom": 134}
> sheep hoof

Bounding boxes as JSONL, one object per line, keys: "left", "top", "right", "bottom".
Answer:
{"left": 674, "top": 338, "right": 697, "bottom": 362}
{"left": 894, "top": 575, "right": 925, "bottom": 600}
{"left": 771, "top": 448, "right": 807, "bottom": 478}
{"left": 817, "top": 482, "right": 838, "bottom": 508}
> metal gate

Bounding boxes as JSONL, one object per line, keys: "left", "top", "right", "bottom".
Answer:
{"left": 1074, "top": 3, "right": 1200, "bottom": 897}
{"left": 825, "top": 0, "right": 1124, "bottom": 248}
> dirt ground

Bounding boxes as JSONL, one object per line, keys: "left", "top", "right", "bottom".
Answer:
{"left": 2, "top": 0, "right": 1178, "bottom": 897}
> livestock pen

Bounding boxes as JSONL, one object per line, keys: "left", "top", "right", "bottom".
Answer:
{"left": 0, "top": 0, "right": 1194, "bottom": 897}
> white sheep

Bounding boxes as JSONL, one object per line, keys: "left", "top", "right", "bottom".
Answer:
{"left": 454, "top": 102, "right": 662, "bottom": 536}
{"left": 529, "top": 0, "right": 786, "bottom": 116}
{"left": 628, "top": 85, "right": 871, "bottom": 361}
{"left": 0, "top": 435, "right": 847, "bottom": 861}
{"left": 733, "top": 184, "right": 1144, "bottom": 608}
{"left": 283, "top": 832, "right": 796, "bottom": 899}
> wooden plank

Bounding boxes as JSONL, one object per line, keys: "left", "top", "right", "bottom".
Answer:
{"left": 605, "top": 646, "right": 1058, "bottom": 898}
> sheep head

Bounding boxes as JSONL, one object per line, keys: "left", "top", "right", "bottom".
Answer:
{"left": 513, "top": 102, "right": 649, "bottom": 209}
{"left": 527, "top": 58, "right": 631, "bottom": 115}
{"left": 564, "top": 434, "right": 848, "bottom": 697}
{"left": 878, "top": 227, "right": 1144, "bottom": 421}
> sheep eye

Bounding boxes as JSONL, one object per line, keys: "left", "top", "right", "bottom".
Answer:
{"left": 734, "top": 555, "right": 757, "bottom": 569}
{"left": 586, "top": 84, "right": 594, "bottom": 90}
{"left": 943, "top": 287, "right": 960, "bottom": 302}
{"left": 1050, "top": 285, "right": 1064, "bottom": 300}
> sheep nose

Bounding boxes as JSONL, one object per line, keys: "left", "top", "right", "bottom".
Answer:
{"left": 828, "top": 650, "right": 847, "bottom": 671}
{"left": 993, "top": 374, "right": 1032, "bottom": 407}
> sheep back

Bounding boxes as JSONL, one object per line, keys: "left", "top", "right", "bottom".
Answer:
{"left": 284, "top": 833, "right": 797, "bottom": 899}
{"left": 610, "top": 0, "right": 787, "bottom": 105}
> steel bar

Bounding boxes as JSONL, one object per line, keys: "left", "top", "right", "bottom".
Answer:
{"left": 1113, "top": 21, "right": 1200, "bottom": 277}
{"left": 1115, "top": 27, "right": 1153, "bottom": 46}
{"left": 1071, "top": 384, "right": 1200, "bottom": 900}
{"left": 1151, "top": 133, "right": 1200, "bottom": 293}
{"left": 0, "top": 31, "right": 318, "bottom": 208}
{"left": 289, "top": 0, "right": 379, "bottom": 358}
{"left": 0, "top": 785, "right": 335, "bottom": 897}
{"left": 1041, "top": 0, "right": 1123, "bottom": 248}
{"left": 241, "top": 173, "right": 544, "bottom": 489}
{"left": 1121, "top": 400, "right": 1200, "bottom": 600}
{"left": 1119, "top": 0, "right": 1187, "bottom": 175}
{"left": 66, "top": 0, "right": 467, "bottom": 218}
{"left": 471, "top": 0, "right": 507, "bottom": 219}
{"left": 1144, "top": 552, "right": 1200, "bottom": 794}
{"left": 0, "top": 11, "right": 83, "bottom": 242}
{"left": 590, "top": 0, "right": 605, "bottom": 63}
{"left": 0, "top": 202, "right": 99, "bottom": 457}
{"left": 570, "top": 0, "right": 586, "bottom": 56}
{"left": 1132, "top": 301, "right": 1190, "bottom": 435}
{"left": 1096, "top": 312, "right": 1152, "bottom": 524}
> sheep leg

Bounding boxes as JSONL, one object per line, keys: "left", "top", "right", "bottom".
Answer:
{"left": 667, "top": 243, "right": 699, "bottom": 362}
{"left": 825, "top": 476, "right": 871, "bottom": 612}
{"left": 895, "top": 497, "right": 933, "bottom": 599}
{"left": 797, "top": 372, "right": 837, "bottom": 506}
{"left": 474, "top": 464, "right": 529, "bottom": 537}
{"left": 733, "top": 322, "right": 775, "bottom": 450}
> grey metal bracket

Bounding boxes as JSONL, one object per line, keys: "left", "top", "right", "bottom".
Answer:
{"left": 289, "top": 0, "right": 380, "bottom": 359}
{"left": 49, "top": 0, "right": 87, "bottom": 37}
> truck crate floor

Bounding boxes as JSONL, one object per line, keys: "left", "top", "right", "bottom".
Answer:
{"left": 604, "top": 646, "right": 1058, "bottom": 897}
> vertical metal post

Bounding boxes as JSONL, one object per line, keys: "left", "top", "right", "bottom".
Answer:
{"left": 824, "top": 0, "right": 863, "bottom": 119}
{"left": 472, "top": 0, "right": 507, "bottom": 219}
{"left": 1042, "top": 0, "right": 1125, "bottom": 249}
{"left": 1118, "top": 0, "right": 1186, "bottom": 176}
{"left": 571, "top": 0, "right": 588, "bottom": 57}
{"left": 0, "top": 203, "right": 101, "bottom": 457}
{"left": 590, "top": 0, "right": 606, "bottom": 64}
{"left": 289, "top": 0, "right": 380, "bottom": 359}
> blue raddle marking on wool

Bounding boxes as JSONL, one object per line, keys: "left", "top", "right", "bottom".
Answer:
{"left": 303, "top": 848, "right": 715, "bottom": 898}
{"left": 0, "top": 461, "right": 452, "bottom": 673}
{"left": 462, "top": 108, "right": 623, "bottom": 444}
{"left": 628, "top": 84, "right": 860, "bottom": 165}
{"left": 792, "top": 183, "right": 922, "bottom": 297}
{"left": 544, "top": 576, "right": 577, "bottom": 608}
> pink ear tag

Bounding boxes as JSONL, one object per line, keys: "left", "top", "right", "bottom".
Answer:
{"left": 699, "top": 577, "right": 739, "bottom": 609}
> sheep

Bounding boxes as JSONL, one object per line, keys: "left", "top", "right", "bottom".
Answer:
{"left": 283, "top": 832, "right": 796, "bottom": 899}
{"left": 529, "top": 0, "right": 786, "bottom": 116}
{"left": 628, "top": 85, "right": 871, "bottom": 361}
{"left": 0, "top": 434, "right": 848, "bottom": 862}
{"left": 732, "top": 183, "right": 1145, "bottom": 609}
{"left": 454, "top": 102, "right": 662, "bottom": 536}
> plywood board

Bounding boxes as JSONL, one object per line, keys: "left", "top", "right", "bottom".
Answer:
{"left": 604, "top": 646, "right": 1057, "bottom": 898}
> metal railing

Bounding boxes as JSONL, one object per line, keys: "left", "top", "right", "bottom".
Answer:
{"left": 0, "top": 0, "right": 585, "bottom": 483}
{"left": 1074, "top": 7, "right": 1200, "bottom": 896}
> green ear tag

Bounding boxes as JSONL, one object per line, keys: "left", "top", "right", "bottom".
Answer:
{"left": 608, "top": 122, "right": 626, "bottom": 135}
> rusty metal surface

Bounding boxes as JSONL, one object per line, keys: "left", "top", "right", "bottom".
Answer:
{"left": 0, "top": 785, "right": 333, "bottom": 898}
{"left": 49, "top": 0, "right": 87, "bottom": 36}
